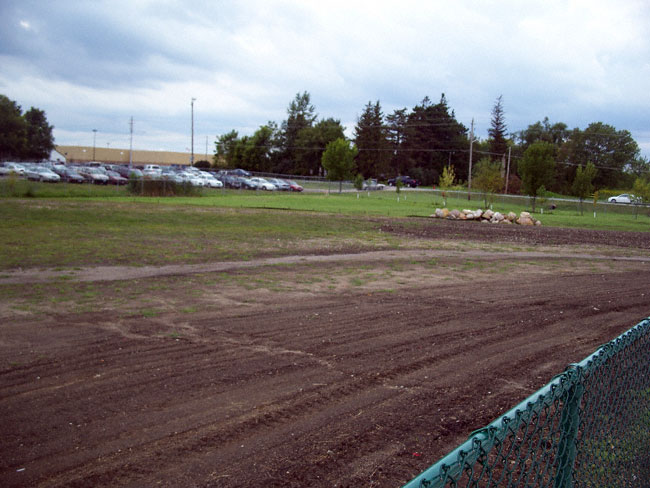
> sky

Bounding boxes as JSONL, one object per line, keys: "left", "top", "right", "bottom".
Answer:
{"left": 1, "top": 0, "right": 649, "bottom": 159}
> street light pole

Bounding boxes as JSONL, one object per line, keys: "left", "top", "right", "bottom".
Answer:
{"left": 468, "top": 118, "right": 474, "bottom": 201}
{"left": 92, "top": 129, "right": 97, "bottom": 161}
{"left": 191, "top": 98, "right": 196, "bottom": 166}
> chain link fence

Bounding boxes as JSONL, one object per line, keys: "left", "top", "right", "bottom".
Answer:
{"left": 404, "top": 317, "right": 650, "bottom": 488}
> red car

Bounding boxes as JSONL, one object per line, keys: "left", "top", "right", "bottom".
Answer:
{"left": 286, "top": 180, "right": 303, "bottom": 192}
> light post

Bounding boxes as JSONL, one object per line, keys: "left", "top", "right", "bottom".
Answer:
{"left": 190, "top": 98, "right": 196, "bottom": 166}
{"left": 92, "top": 129, "right": 97, "bottom": 161}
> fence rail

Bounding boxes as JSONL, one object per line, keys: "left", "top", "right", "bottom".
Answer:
{"left": 404, "top": 317, "right": 650, "bottom": 488}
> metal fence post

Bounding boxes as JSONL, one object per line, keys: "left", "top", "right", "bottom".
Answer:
{"left": 554, "top": 371, "right": 584, "bottom": 488}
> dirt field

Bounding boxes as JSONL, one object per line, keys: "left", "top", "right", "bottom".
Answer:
{"left": 1, "top": 220, "right": 649, "bottom": 487}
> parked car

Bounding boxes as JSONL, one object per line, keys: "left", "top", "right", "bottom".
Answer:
{"left": 77, "top": 166, "right": 110, "bottom": 184}
{"left": 106, "top": 170, "right": 129, "bottom": 185}
{"left": 362, "top": 179, "right": 385, "bottom": 190}
{"left": 142, "top": 164, "right": 163, "bottom": 178}
{"left": 177, "top": 172, "right": 204, "bottom": 186}
{"left": 24, "top": 165, "right": 61, "bottom": 182}
{"left": 387, "top": 175, "right": 419, "bottom": 188}
{"left": 52, "top": 166, "right": 85, "bottom": 183}
{"left": 286, "top": 180, "right": 304, "bottom": 192}
{"left": 607, "top": 193, "right": 640, "bottom": 204}
{"left": 249, "top": 177, "right": 276, "bottom": 191}
{"left": 239, "top": 177, "right": 259, "bottom": 190}
{"left": 199, "top": 171, "right": 224, "bottom": 188}
{"left": 230, "top": 168, "right": 252, "bottom": 177}
{"left": 267, "top": 178, "right": 290, "bottom": 191}
{"left": 223, "top": 174, "right": 242, "bottom": 189}
{"left": 0, "top": 162, "right": 26, "bottom": 176}
{"left": 114, "top": 165, "right": 143, "bottom": 179}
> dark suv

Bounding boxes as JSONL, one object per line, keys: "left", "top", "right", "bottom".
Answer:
{"left": 387, "top": 175, "right": 419, "bottom": 188}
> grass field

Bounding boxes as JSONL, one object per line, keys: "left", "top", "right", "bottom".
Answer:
{"left": 1, "top": 178, "right": 649, "bottom": 271}
{"left": 2, "top": 178, "right": 648, "bottom": 231}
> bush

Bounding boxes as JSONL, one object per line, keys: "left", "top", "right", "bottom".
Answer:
{"left": 354, "top": 173, "right": 363, "bottom": 191}
{"left": 194, "top": 160, "right": 211, "bottom": 169}
{"left": 127, "top": 178, "right": 201, "bottom": 197}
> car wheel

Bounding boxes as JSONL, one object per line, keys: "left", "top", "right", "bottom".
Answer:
{"left": 611, "top": 199, "right": 616, "bottom": 203}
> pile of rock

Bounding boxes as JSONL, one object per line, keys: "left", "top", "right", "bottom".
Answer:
{"left": 431, "top": 208, "right": 541, "bottom": 226}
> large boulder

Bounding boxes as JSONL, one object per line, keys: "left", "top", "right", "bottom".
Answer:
{"left": 462, "top": 209, "right": 475, "bottom": 220}
{"left": 518, "top": 215, "right": 535, "bottom": 226}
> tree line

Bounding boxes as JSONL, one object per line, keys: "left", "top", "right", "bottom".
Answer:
{"left": 0, "top": 95, "right": 55, "bottom": 162}
{"left": 215, "top": 91, "right": 649, "bottom": 195}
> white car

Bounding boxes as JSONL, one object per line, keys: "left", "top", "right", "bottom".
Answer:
{"left": 362, "top": 179, "right": 385, "bottom": 191}
{"left": 178, "top": 172, "right": 204, "bottom": 186}
{"left": 0, "top": 162, "right": 26, "bottom": 176}
{"left": 199, "top": 171, "right": 224, "bottom": 188}
{"left": 608, "top": 193, "right": 639, "bottom": 204}
{"left": 249, "top": 177, "right": 276, "bottom": 191}
{"left": 142, "top": 164, "right": 163, "bottom": 178}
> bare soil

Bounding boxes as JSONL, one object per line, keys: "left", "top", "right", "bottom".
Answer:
{"left": 1, "top": 221, "right": 649, "bottom": 487}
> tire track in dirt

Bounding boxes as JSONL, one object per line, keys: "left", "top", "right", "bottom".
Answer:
{"left": 1, "top": 248, "right": 649, "bottom": 285}
{"left": 1, "top": 263, "right": 649, "bottom": 486}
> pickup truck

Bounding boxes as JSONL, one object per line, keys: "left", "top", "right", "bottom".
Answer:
{"left": 387, "top": 175, "right": 419, "bottom": 188}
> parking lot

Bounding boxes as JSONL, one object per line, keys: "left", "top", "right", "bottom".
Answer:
{"left": 0, "top": 162, "right": 306, "bottom": 192}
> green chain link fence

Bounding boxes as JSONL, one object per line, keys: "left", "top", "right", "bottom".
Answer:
{"left": 404, "top": 317, "right": 650, "bottom": 488}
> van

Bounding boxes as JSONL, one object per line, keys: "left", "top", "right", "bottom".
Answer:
{"left": 143, "top": 164, "right": 162, "bottom": 176}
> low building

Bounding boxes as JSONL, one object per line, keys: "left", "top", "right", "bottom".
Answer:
{"left": 55, "top": 145, "right": 203, "bottom": 167}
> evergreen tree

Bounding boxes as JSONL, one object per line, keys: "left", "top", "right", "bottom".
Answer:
{"left": 386, "top": 108, "right": 408, "bottom": 176}
{"left": 401, "top": 94, "right": 468, "bottom": 185}
{"left": 354, "top": 100, "right": 389, "bottom": 178}
{"left": 279, "top": 91, "right": 317, "bottom": 171}
{"left": 488, "top": 95, "right": 508, "bottom": 158}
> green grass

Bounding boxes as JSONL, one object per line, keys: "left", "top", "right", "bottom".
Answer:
{"left": 1, "top": 184, "right": 648, "bottom": 271}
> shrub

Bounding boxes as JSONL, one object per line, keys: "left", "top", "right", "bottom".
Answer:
{"left": 127, "top": 178, "right": 201, "bottom": 197}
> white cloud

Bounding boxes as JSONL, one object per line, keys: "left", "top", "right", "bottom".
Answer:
{"left": 0, "top": 0, "right": 648, "bottom": 156}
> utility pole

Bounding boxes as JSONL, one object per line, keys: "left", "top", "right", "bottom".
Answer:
{"left": 191, "top": 98, "right": 196, "bottom": 166}
{"left": 92, "top": 129, "right": 97, "bottom": 161}
{"left": 468, "top": 118, "right": 474, "bottom": 200}
{"left": 505, "top": 146, "right": 511, "bottom": 194}
{"left": 129, "top": 117, "right": 133, "bottom": 169}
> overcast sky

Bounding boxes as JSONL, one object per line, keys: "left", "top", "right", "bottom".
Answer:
{"left": 1, "top": 0, "right": 649, "bottom": 159}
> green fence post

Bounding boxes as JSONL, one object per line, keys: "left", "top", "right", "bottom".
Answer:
{"left": 554, "top": 371, "right": 584, "bottom": 488}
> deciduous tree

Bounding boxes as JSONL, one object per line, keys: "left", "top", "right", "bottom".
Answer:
{"left": 321, "top": 138, "right": 357, "bottom": 193}
{"left": 571, "top": 162, "right": 598, "bottom": 215}
{"left": 518, "top": 141, "right": 556, "bottom": 212}
{"left": 0, "top": 95, "right": 55, "bottom": 161}
{"left": 473, "top": 157, "right": 504, "bottom": 208}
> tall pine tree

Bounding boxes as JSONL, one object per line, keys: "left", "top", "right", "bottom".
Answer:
{"left": 488, "top": 95, "right": 508, "bottom": 159}
{"left": 354, "top": 101, "right": 389, "bottom": 178}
